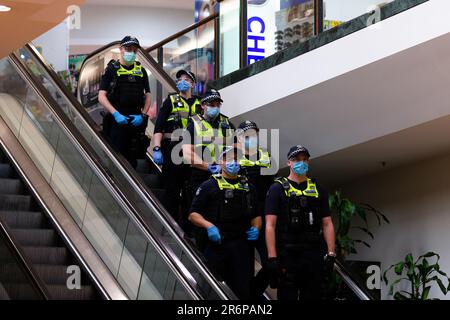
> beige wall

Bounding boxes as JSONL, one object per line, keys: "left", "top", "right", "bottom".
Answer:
{"left": 342, "top": 151, "right": 450, "bottom": 299}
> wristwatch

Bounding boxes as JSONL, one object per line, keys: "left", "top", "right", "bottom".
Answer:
{"left": 153, "top": 146, "right": 161, "bottom": 152}
{"left": 327, "top": 252, "right": 336, "bottom": 257}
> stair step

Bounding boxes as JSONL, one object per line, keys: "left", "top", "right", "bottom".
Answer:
{"left": 12, "top": 229, "right": 59, "bottom": 247}
{"left": 0, "top": 178, "right": 22, "bottom": 195}
{"left": 34, "top": 265, "right": 90, "bottom": 286}
{"left": 47, "top": 284, "right": 96, "bottom": 300}
{"left": 22, "top": 246, "right": 71, "bottom": 265}
{"left": 0, "top": 195, "right": 31, "bottom": 211}
{"left": 0, "top": 211, "right": 46, "bottom": 229}
{"left": 0, "top": 164, "right": 13, "bottom": 179}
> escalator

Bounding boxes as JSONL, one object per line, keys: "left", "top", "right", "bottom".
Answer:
{"left": 0, "top": 48, "right": 229, "bottom": 300}
{"left": 9, "top": 42, "right": 375, "bottom": 300}
{"left": 0, "top": 146, "right": 100, "bottom": 299}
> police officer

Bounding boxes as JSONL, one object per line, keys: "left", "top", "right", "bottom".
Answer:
{"left": 265, "top": 145, "right": 336, "bottom": 300}
{"left": 235, "top": 120, "right": 275, "bottom": 299}
{"left": 98, "top": 36, "right": 151, "bottom": 168}
{"left": 152, "top": 70, "right": 201, "bottom": 222}
{"left": 188, "top": 146, "right": 261, "bottom": 299}
{"left": 182, "top": 89, "right": 235, "bottom": 196}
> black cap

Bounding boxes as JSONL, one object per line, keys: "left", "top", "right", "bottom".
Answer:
{"left": 176, "top": 70, "right": 196, "bottom": 83}
{"left": 201, "top": 89, "right": 223, "bottom": 104}
{"left": 287, "top": 145, "right": 311, "bottom": 160}
{"left": 237, "top": 120, "right": 259, "bottom": 135}
{"left": 120, "top": 36, "right": 140, "bottom": 48}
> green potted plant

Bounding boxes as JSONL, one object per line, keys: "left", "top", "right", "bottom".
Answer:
{"left": 383, "top": 252, "right": 450, "bottom": 300}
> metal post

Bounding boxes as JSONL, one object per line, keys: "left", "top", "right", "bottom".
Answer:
{"left": 239, "top": 0, "right": 248, "bottom": 69}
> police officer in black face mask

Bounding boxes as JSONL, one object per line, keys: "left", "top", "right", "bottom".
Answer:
{"left": 98, "top": 36, "right": 151, "bottom": 168}
{"left": 188, "top": 146, "right": 261, "bottom": 299}
{"left": 235, "top": 120, "right": 275, "bottom": 299}
{"left": 265, "top": 145, "right": 336, "bottom": 300}
{"left": 152, "top": 70, "right": 201, "bottom": 223}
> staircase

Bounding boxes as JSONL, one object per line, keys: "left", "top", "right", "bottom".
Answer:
{"left": 0, "top": 147, "right": 101, "bottom": 300}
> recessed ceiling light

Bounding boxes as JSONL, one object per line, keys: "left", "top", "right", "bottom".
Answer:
{"left": 0, "top": 5, "right": 11, "bottom": 12}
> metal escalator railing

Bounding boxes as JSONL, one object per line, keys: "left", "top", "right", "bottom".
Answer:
{"left": 2, "top": 53, "right": 204, "bottom": 300}
{"left": 15, "top": 44, "right": 235, "bottom": 300}
{"left": 334, "top": 258, "right": 374, "bottom": 301}
{"left": 0, "top": 219, "right": 48, "bottom": 300}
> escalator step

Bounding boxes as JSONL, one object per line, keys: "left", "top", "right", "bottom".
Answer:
{"left": 0, "top": 211, "right": 46, "bottom": 229}
{"left": 1, "top": 283, "right": 41, "bottom": 300}
{"left": 12, "top": 229, "right": 59, "bottom": 247}
{"left": 47, "top": 284, "right": 96, "bottom": 300}
{"left": 0, "top": 164, "right": 13, "bottom": 178}
{"left": 22, "top": 246, "right": 70, "bottom": 265}
{"left": 0, "top": 282, "right": 10, "bottom": 300}
{"left": 0, "top": 195, "right": 31, "bottom": 211}
{"left": 139, "top": 173, "right": 163, "bottom": 189}
{"left": 34, "top": 265, "right": 89, "bottom": 286}
{"left": 0, "top": 178, "right": 23, "bottom": 195}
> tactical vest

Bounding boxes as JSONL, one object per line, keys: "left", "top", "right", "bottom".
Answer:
{"left": 192, "top": 114, "right": 232, "bottom": 163}
{"left": 211, "top": 175, "right": 254, "bottom": 241}
{"left": 166, "top": 94, "right": 200, "bottom": 129}
{"left": 107, "top": 60, "right": 145, "bottom": 114}
{"left": 274, "top": 177, "right": 322, "bottom": 252}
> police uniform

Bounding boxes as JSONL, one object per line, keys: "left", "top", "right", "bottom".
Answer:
{"left": 265, "top": 175, "right": 330, "bottom": 300}
{"left": 189, "top": 174, "right": 259, "bottom": 299}
{"left": 185, "top": 91, "right": 235, "bottom": 195}
{"left": 153, "top": 71, "right": 201, "bottom": 221}
{"left": 100, "top": 49, "right": 150, "bottom": 168}
{"left": 236, "top": 121, "right": 275, "bottom": 299}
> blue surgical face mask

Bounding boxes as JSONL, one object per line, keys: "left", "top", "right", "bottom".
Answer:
{"left": 206, "top": 106, "right": 220, "bottom": 119}
{"left": 293, "top": 161, "right": 309, "bottom": 176}
{"left": 244, "top": 136, "right": 258, "bottom": 150}
{"left": 123, "top": 51, "right": 136, "bottom": 64}
{"left": 177, "top": 79, "right": 191, "bottom": 93}
{"left": 225, "top": 161, "right": 240, "bottom": 176}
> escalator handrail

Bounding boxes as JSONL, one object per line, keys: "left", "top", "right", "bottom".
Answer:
{"left": 334, "top": 258, "right": 375, "bottom": 300}
{"left": 24, "top": 43, "right": 237, "bottom": 300}
{"left": 146, "top": 13, "right": 219, "bottom": 53}
{"left": 0, "top": 218, "right": 49, "bottom": 300}
{"left": 8, "top": 53, "right": 204, "bottom": 300}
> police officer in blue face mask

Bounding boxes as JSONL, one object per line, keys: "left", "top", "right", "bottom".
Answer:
{"left": 265, "top": 145, "right": 336, "bottom": 300}
{"left": 152, "top": 70, "right": 201, "bottom": 222}
{"left": 182, "top": 89, "right": 235, "bottom": 197}
{"left": 188, "top": 146, "right": 261, "bottom": 299}
{"left": 236, "top": 120, "right": 276, "bottom": 299}
{"left": 99, "top": 36, "right": 151, "bottom": 168}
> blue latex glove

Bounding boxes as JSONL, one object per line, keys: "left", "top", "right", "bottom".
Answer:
{"left": 153, "top": 150, "right": 163, "bottom": 165}
{"left": 208, "top": 164, "right": 221, "bottom": 174}
{"left": 112, "top": 111, "right": 129, "bottom": 125}
{"left": 246, "top": 226, "right": 259, "bottom": 241}
{"left": 207, "top": 226, "right": 221, "bottom": 244}
{"left": 130, "top": 114, "right": 144, "bottom": 127}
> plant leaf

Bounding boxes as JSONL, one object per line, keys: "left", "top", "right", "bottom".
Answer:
{"left": 421, "top": 286, "right": 431, "bottom": 300}
{"left": 354, "top": 239, "right": 371, "bottom": 248}
{"left": 394, "top": 262, "right": 405, "bottom": 275}
{"left": 353, "top": 227, "right": 374, "bottom": 239}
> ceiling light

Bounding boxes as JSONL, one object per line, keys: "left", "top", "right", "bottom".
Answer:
{"left": 0, "top": 5, "right": 11, "bottom": 12}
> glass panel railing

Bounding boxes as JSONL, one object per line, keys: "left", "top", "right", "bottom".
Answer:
{"left": 0, "top": 55, "right": 197, "bottom": 300}
{"left": 219, "top": 0, "right": 241, "bottom": 77}
{"left": 0, "top": 222, "right": 46, "bottom": 300}
{"left": 160, "top": 19, "right": 216, "bottom": 96}
{"left": 19, "top": 43, "right": 235, "bottom": 300}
